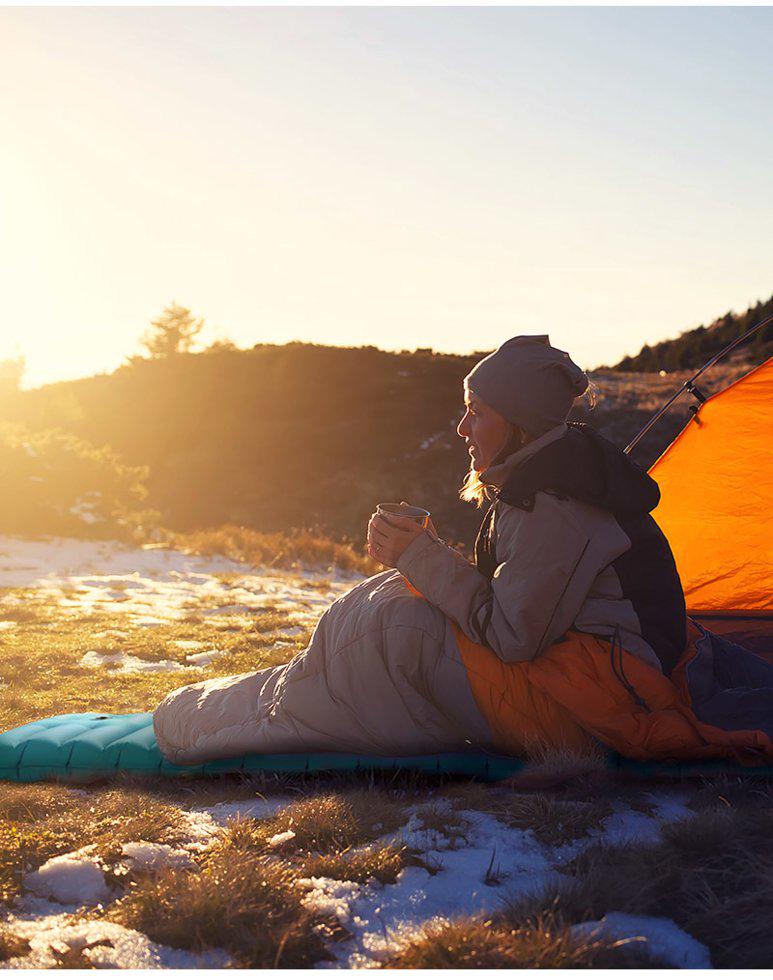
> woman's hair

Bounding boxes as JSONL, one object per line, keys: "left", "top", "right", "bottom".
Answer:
{"left": 459, "top": 422, "right": 529, "bottom": 508}
{"left": 459, "top": 467, "right": 488, "bottom": 507}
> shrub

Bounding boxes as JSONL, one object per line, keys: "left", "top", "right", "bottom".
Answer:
{"left": 0, "top": 422, "right": 158, "bottom": 540}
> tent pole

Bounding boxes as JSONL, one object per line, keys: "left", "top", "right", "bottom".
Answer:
{"left": 623, "top": 314, "right": 773, "bottom": 455}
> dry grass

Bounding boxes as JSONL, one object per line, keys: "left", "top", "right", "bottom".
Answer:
{"left": 299, "top": 843, "right": 410, "bottom": 885}
{"left": 0, "top": 786, "right": 189, "bottom": 903}
{"left": 504, "top": 742, "right": 611, "bottom": 791}
{"left": 0, "top": 929, "right": 30, "bottom": 963}
{"left": 170, "top": 524, "right": 377, "bottom": 576}
{"left": 501, "top": 795, "right": 613, "bottom": 847}
{"left": 221, "top": 789, "right": 406, "bottom": 856}
{"left": 502, "top": 795, "right": 773, "bottom": 969}
{"left": 381, "top": 912, "right": 663, "bottom": 969}
{"left": 111, "top": 834, "right": 330, "bottom": 968}
{"left": 0, "top": 821, "right": 79, "bottom": 904}
{"left": 0, "top": 593, "right": 305, "bottom": 732}
{"left": 411, "top": 802, "right": 471, "bottom": 849}
{"left": 444, "top": 778, "right": 614, "bottom": 848}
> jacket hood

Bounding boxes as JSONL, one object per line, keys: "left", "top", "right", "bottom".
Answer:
{"left": 497, "top": 423, "right": 661, "bottom": 516}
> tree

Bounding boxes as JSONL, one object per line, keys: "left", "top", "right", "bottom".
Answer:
{"left": 0, "top": 354, "right": 25, "bottom": 403}
{"left": 140, "top": 302, "right": 205, "bottom": 358}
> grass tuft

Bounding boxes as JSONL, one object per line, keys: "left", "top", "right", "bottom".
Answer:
{"left": 299, "top": 843, "right": 409, "bottom": 885}
{"left": 222, "top": 790, "right": 406, "bottom": 856}
{"left": 502, "top": 794, "right": 612, "bottom": 847}
{"left": 380, "top": 913, "right": 663, "bottom": 969}
{"left": 0, "top": 929, "right": 30, "bottom": 963}
{"left": 111, "top": 835, "right": 329, "bottom": 968}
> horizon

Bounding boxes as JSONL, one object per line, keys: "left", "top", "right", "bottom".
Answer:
{"left": 2, "top": 7, "right": 772, "bottom": 389}
{"left": 15, "top": 307, "right": 769, "bottom": 395}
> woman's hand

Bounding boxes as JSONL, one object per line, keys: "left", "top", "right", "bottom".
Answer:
{"left": 367, "top": 503, "right": 437, "bottom": 568}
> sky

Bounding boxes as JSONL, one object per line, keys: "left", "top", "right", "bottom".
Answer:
{"left": 1, "top": 6, "right": 771, "bottom": 389}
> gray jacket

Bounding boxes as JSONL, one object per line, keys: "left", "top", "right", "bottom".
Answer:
{"left": 397, "top": 424, "right": 667, "bottom": 672}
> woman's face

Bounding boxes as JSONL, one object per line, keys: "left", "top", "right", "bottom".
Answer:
{"left": 457, "top": 388, "right": 511, "bottom": 471}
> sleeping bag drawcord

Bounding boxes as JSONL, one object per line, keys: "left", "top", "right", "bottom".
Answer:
{"left": 609, "top": 625, "right": 650, "bottom": 712}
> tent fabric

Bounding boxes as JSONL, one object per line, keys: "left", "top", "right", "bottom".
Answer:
{"left": 648, "top": 358, "right": 773, "bottom": 615}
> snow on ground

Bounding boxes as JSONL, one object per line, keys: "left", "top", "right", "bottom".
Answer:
{"left": 176, "top": 795, "right": 298, "bottom": 853}
{"left": 3, "top": 914, "right": 230, "bottom": 969}
{"left": 597, "top": 791, "right": 693, "bottom": 846}
{"left": 0, "top": 534, "right": 358, "bottom": 630}
{"left": 302, "top": 792, "right": 699, "bottom": 969}
{"left": 570, "top": 912, "right": 712, "bottom": 969}
{"left": 185, "top": 648, "right": 227, "bottom": 667}
{"left": 190, "top": 794, "right": 297, "bottom": 830}
{"left": 23, "top": 848, "right": 112, "bottom": 906}
{"left": 4, "top": 781, "right": 705, "bottom": 968}
{"left": 120, "top": 841, "right": 198, "bottom": 873}
{"left": 79, "top": 649, "right": 182, "bottom": 674}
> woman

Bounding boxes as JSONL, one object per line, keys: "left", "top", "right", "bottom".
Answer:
{"left": 154, "top": 337, "right": 772, "bottom": 765}
{"left": 367, "top": 335, "right": 686, "bottom": 677}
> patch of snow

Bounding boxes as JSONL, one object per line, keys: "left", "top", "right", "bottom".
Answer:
{"left": 570, "top": 913, "right": 711, "bottom": 969}
{"left": 173, "top": 639, "right": 203, "bottom": 650}
{"left": 0, "top": 535, "right": 356, "bottom": 628}
{"left": 311, "top": 792, "right": 696, "bottom": 968}
{"left": 196, "top": 795, "right": 296, "bottom": 829}
{"left": 280, "top": 624, "right": 306, "bottom": 636}
{"left": 269, "top": 640, "right": 294, "bottom": 651}
{"left": 4, "top": 914, "right": 230, "bottom": 969}
{"left": 300, "top": 877, "right": 362, "bottom": 924}
{"left": 79, "top": 650, "right": 183, "bottom": 674}
{"left": 186, "top": 648, "right": 227, "bottom": 667}
{"left": 24, "top": 849, "right": 111, "bottom": 906}
{"left": 599, "top": 792, "right": 693, "bottom": 846}
{"left": 267, "top": 829, "right": 296, "bottom": 849}
{"left": 178, "top": 809, "right": 222, "bottom": 851}
{"left": 650, "top": 791, "right": 694, "bottom": 824}
{"left": 120, "top": 841, "right": 197, "bottom": 873}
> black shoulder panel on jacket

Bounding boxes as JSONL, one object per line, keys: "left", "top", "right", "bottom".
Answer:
{"left": 497, "top": 423, "right": 661, "bottom": 517}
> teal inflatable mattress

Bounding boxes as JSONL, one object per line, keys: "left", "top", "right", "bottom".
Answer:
{"left": 1, "top": 712, "right": 772, "bottom": 783}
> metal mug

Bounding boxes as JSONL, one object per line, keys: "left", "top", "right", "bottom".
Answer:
{"left": 376, "top": 502, "right": 431, "bottom": 528}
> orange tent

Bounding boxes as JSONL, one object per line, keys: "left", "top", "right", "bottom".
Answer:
{"left": 648, "top": 357, "right": 773, "bottom": 618}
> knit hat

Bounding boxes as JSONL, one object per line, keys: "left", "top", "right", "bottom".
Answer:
{"left": 465, "top": 335, "right": 588, "bottom": 437}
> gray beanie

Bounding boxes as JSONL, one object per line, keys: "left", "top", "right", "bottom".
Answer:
{"left": 465, "top": 335, "right": 588, "bottom": 436}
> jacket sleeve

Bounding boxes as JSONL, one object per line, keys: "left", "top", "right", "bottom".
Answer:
{"left": 396, "top": 495, "right": 601, "bottom": 663}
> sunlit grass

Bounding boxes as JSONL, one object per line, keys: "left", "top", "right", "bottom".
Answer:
{"left": 0, "top": 589, "right": 306, "bottom": 731}
{"left": 170, "top": 524, "right": 377, "bottom": 576}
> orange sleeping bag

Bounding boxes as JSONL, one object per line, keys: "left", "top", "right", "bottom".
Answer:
{"left": 453, "top": 621, "right": 773, "bottom": 764}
